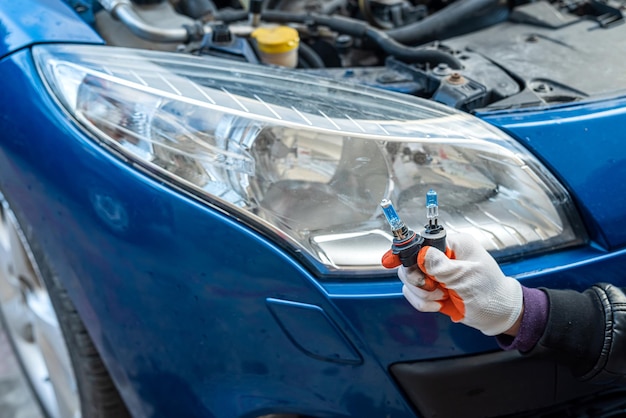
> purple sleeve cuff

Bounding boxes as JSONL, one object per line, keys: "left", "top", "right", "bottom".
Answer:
{"left": 496, "top": 286, "right": 549, "bottom": 353}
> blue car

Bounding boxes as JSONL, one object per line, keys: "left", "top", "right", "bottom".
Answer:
{"left": 1, "top": 0, "right": 626, "bottom": 417}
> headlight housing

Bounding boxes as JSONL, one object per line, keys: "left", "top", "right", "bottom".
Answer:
{"left": 34, "top": 45, "right": 586, "bottom": 276}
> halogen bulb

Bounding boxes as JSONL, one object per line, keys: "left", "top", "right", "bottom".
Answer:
{"left": 381, "top": 199, "right": 404, "bottom": 231}
{"left": 426, "top": 189, "right": 439, "bottom": 220}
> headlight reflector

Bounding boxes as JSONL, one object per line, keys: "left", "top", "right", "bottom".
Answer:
{"left": 35, "top": 45, "right": 586, "bottom": 275}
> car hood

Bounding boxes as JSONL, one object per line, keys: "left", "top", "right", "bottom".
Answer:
{"left": 0, "top": 0, "right": 101, "bottom": 60}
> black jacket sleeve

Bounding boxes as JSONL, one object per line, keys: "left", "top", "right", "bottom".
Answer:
{"left": 534, "top": 283, "right": 626, "bottom": 384}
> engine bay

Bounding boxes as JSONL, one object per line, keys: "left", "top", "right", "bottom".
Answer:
{"left": 81, "top": 0, "right": 626, "bottom": 111}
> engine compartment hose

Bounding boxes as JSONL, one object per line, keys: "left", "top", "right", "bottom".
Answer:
{"left": 358, "top": 0, "right": 393, "bottom": 29}
{"left": 113, "top": 1, "right": 191, "bottom": 41}
{"left": 101, "top": 0, "right": 462, "bottom": 67}
{"left": 212, "top": 8, "right": 248, "bottom": 23}
{"left": 268, "top": 12, "right": 462, "bottom": 68}
{"left": 169, "top": 0, "right": 218, "bottom": 19}
{"left": 298, "top": 42, "right": 326, "bottom": 68}
{"left": 213, "top": 9, "right": 462, "bottom": 68}
{"left": 386, "top": 0, "right": 509, "bottom": 45}
{"left": 100, "top": 0, "right": 192, "bottom": 42}
{"left": 364, "top": 28, "right": 461, "bottom": 68}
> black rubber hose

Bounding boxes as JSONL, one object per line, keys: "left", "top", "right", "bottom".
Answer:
{"left": 298, "top": 42, "right": 326, "bottom": 68}
{"left": 212, "top": 10, "right": 462, "bottom": 68}
{"left": 298, "top": 58, "right": 311, "bottom": 68}
{"left": 173, "top": 0, "right": 217, "bottom": 19}
{"left": 275, "top": 13, "right": 462, "bottom": 68}
{"left": 386, "top": 0, "right": 508, "bottom": 45}
{"left": 364, "top": 28, "right": 462, "bottom": 68}
{"left": 212, "top": 8, "right": 247, "bottom": 23}
{"left": 320, "top": 0, "right": 347, "bottom": 15}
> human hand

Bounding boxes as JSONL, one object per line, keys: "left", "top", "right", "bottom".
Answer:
{"left": 398, "top": 233, "right": 523, "bottom": 336}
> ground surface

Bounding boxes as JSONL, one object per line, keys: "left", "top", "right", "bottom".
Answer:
{"left": 0, "top": 329, "right": 42, "bottom": 418}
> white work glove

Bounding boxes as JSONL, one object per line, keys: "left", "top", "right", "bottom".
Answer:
{"left": 398, "top": 233, "right": 523, "bottom": 336}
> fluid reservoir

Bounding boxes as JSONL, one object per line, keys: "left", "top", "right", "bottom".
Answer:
{"left": 251, "top": 26, "right": 300, "bottom": 68}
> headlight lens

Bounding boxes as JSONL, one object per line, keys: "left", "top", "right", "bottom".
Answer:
{"left": 34, "top": 45, "right": 586, "bottom": 275}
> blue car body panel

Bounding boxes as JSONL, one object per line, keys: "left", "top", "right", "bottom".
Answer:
{"left": 2, "top": 2, "right": 626, "bottom": 417}
{"left": 0, "top": 0, "right": 101, "bottom": 60}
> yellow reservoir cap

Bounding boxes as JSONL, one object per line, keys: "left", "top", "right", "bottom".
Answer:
{"left": 252, "top": 26, "right": 300, "bottom": 54}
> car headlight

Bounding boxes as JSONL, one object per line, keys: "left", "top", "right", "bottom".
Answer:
{"left": 34, "top": 45, "right": 586, "bottom": 276}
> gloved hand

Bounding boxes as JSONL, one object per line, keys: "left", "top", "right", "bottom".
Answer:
{"left": 397, "top": 233, "right": 523, "bottom": 336}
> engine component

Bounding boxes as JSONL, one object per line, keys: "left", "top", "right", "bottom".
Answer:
{"left": 251, "top": 26, "right": 300, "bottom": 67}
{"left": 98, "top": 0, "right": 200, "bottom": 42}
{"left": 96, "top": 0, "right": 462, "bottom": 68}
{"left": 169, "top": 0, "right": 217, "bottom": 19}
{"left": 95, "top": 0, "right": 198, "bottom": 50}
{"left": 443, "top": 1, "right": 626, "bottom": 108}
{"left": 248, "top": 0, "right": 263, "bottom": 26}
{"left": 303, "top": 53, "right": 517, "bottom": 112}
{"left": 213, "top": 9, "right": 464, "bottom": 68}
{"left": 432, "top": 73, "right": 489, "bottom": 111}
{"left": 386, "top": 0, "right": 510, "bottom": 45}
{"left": 88, "top": 0, "right": 626, "bottom": 110}
{"left": 358, "top": 0, "right": 427, "bottom": 30}
{"left": 197, "top": 24, "right": 260, "bottom": 63}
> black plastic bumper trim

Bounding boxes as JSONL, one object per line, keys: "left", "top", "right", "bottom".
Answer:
{"left": 390, "top": 350, "right": 619, "bottom": 418}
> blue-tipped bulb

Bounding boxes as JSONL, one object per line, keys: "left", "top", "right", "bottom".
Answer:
{"left": 426, "top": 189, "right": 439, "bottom": 220}
{"left": 381, "top": 199, "right": 404, "bottom": 231}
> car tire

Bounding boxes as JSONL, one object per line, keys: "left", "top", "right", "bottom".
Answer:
{"left": 0, "top": 194, "right": 130, "bottom": 418}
